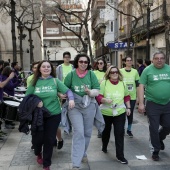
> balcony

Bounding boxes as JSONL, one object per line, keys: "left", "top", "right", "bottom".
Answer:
{"left": 132, "top": 5, "right": 164, "bottom": 35}
{"left": 118, "top": 24, "right": 131, "bottom": 40}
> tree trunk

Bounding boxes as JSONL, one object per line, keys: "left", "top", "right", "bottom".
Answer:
{"left": 28, "top": 29, "right": 34, "bottom": 64}
{"left": 11, "top": 0, "right": 17, "bottom": 62}
{"left": 163, "top": 0, "right": 170, "bottom": 64}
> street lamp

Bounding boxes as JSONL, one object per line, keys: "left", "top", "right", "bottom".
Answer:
{"left": 47, "top": 50, "right": 50, "bottom": 60}
{"left": 43, "top": 44, "right": 47, "bottom": 60}
{"left": 137, "top": 0, "right": 153, "bottom": 60}
{"left": 145, "top": 0, "right": 153, "bottom": 60}
{"left": 99, "top": 24, "right": 106, "bottom": 58}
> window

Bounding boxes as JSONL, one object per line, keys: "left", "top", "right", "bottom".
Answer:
{"left": 46, "top": 28, "right": 59, "bottom": 34}
{"left": 49, "top": 41, "right": 61, "bottom": 47}
{"left": 46, "top": 15, "right": 58, "bottom": 21}
{"left": 61, "top": 0, "right": 75, "bottom": 4}
{"left": 62, "top": 26, "right": 80, "bottom": 32}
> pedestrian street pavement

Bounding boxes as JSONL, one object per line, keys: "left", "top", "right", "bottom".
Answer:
{"left": 0, "top": 108, "right": 170, "bottom": 170}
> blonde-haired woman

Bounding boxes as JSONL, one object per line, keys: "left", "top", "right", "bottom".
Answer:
{"left": 97, "top": 65, "right": 131, "bottom": 164}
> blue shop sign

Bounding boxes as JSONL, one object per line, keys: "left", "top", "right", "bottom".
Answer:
{"left": 107, "top": 42, "right": 134, "bottom": 49}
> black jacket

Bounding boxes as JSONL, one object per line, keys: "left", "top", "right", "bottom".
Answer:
{"left": 18, "top": 94, "right": 51, "bottom": 134}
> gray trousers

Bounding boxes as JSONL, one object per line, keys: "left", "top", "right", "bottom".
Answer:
{"left": 68, "top": 103, "right": 96, "bottom": 168}
{"left": 146, "top": 101, "right": 170, "bottom": 152}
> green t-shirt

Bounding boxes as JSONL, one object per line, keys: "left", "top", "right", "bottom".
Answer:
{"left": 62, "top": 64, "right": 73, "bottom": 82}
{"left": 26, "top": 78, "right": 68, "bottom": 115}
{"left": 120, "top": 68, "right": 139, "bottom": 100}
{"left": 27, "top": 74, "right": 34, "bottom": 87}
{"left": 64, "top": 70, "right": 100, "bottom": 97}
{"left": 139, "top": 64, "right": 170, "bottom": 105}
{"left": 93, "top": 70, "right": 105, "bottom": 84}
{"left": 100, "top": 80, "right": 129, "bottom": 116}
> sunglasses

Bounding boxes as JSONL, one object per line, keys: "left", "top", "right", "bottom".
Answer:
{"left": 110, "top": 71, "right": 118, "bottom": 74}
{"left": 78, "top": 60, "right": 88, "bottom": 64}
{"left": 98, "top": 62, "right": 103, "bottom": 65}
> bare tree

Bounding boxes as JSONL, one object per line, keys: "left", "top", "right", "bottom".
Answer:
{"left": 43, "top": 0, "right": 94, "bottom": 63}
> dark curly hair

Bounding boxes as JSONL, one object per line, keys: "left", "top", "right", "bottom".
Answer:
{"left": 32, "top": 60, "right": 56, "bottom": 86}
{"left": 73, "top": 53, "right": 91, "bottom": 70}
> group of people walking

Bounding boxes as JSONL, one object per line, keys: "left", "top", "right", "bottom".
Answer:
{"left": 1, "top": 50, "right": 170, "bottom": 170}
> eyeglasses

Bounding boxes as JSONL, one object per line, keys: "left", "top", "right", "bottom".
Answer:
{"left": 63, "top": 56, "right": 71, "bottom": 59}
{"left": 98, "top": 62, "right": 104, "bottom": 65}
{"left": 110, "top": 71, "right": 118, "bottom": 74}
{"left": 78, "top": 60, "right": 88, "bottom": 64}
{"left": 126, "top": 60, "right": 132, "bottom": 62}
{"left": 153, "top": 57, "right": 165, "bottom": 61}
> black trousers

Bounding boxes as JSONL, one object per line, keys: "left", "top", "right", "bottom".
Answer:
{"left": 146, "top": 101, "right": 170, "bottom": 152}
{"left": 32, "top": 114, "right": 61, "bottom": 167}
{"left": 102, "top": 113, "right": 126, "bottom": 159}
{"left": 127, "top": 100, "right": 136, "bottom": 126}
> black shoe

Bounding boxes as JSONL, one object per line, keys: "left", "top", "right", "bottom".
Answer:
{"left": 31, "top": 145, "right": 34, "bottom": 150}
{"left": 152, "top": 151, "right": 159, "bottom": 161}
{"left": 5, "top": 124, "right": 15, "bottom": 129}
{"left": 117, "top": 157, "right": 128, "bottom": 164}
{"left": 97, "top": 131, "right": 102, "bottom": 138}
{"left": 102, "top": 147, "right": 107, "bottom": 153}
{"left": 127, "top": 130, "right": 133, "bottom": 138}
{"left": 54, "top": 139, "right": 57, "bottom": 147}
{"left": 57, "top": 139, "right": 63, "bottom": 149}
{"left": 160, "top": 140, "right": 165, "bottom": 150}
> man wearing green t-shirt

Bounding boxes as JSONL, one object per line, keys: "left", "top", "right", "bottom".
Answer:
{"left": 56, "top": 51, "right": 74, "bottom": 148}
{"left": 56, "top": 51, "right": 74, "bottom": 82}
{"left": 138, "top": 51, "right": 170, "bottom": 161}
{"left": 27, "top": 61, "right": 40, "bottom": 87}
{"left": 120, "top": 56, "right": 139, "bottom": 137}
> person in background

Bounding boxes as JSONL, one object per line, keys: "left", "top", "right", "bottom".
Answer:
{"left": 120, "top": 56, "right": 139, "bottom": 137}
{"left": 93, "top": 58, "right": 107, "bottom": 138}
{"left": 106, "top": 62, "right": 111, "bottom": 69}
{"left": 138, "top": 51, "right": 170, "bottom": 161}
{"left": 137, "top": 59, "right": 145, "bottom": 76}
{"left": 11, "top": 62, "right": 21, "bottom": 84}
{"left": 0, "top": 60, "right": 4, "bottom": 74}
{"left": 27, "top": 61, "right": 40, "bottom": 87}
{"left": 144, "top": 59, "right": 151, "bottom": 67}
{"left": 1, "top": 66, "right": 20, "bottom": 129}
{"left": 0, "top": 70, "right": 14, "bottom": 140}
{"left": 64, "top": 53, "right": 100, "bottom": 170}
{"left": 94, "top": 58, "right": 107, "bottom": 84}
{"left": 97, "top": 65, "right": 130, "bottom": 164}
{"left": 56, "top": 51, "right": 74, "bottom": 149}
{"left": 26, "top": 60, "right": 75, "bottom": 170}
{"left": 3, "top": 61, "right": 9, "bottom": 68}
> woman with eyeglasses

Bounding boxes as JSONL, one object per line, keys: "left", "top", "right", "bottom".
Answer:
{"left": 93, "top": 58, "right": 107, "bottom": 84}
{"left": 64, "top": 53, "right": 101, "bottom": 170}
{"left": 93, "top": 58, "right": 107, "bottom": 138}
{"left": 96, "top": 65, "right": 131, "bottom": 164}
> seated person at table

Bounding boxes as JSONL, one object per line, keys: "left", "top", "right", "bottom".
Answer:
{"left": 0, "top": 70, "right": 14, "bottom": 139}
{"left": 1, "top": 66, "right": 20, "bottom": 129}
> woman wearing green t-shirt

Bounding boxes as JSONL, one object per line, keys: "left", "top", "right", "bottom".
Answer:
{"left": 64, "top": 53, "right": 100, "bottom": 170}
{"left": 96, "top": 66, "right": 131, "bottom": 164}
{"left": 93, "top": 58, "right": 107, "bottom": 84}
{"left": 93, "top": 58, "right": 107, "bottom": 138}
{"left": 26, "top": 60, "right": 75, "bottom": 170}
